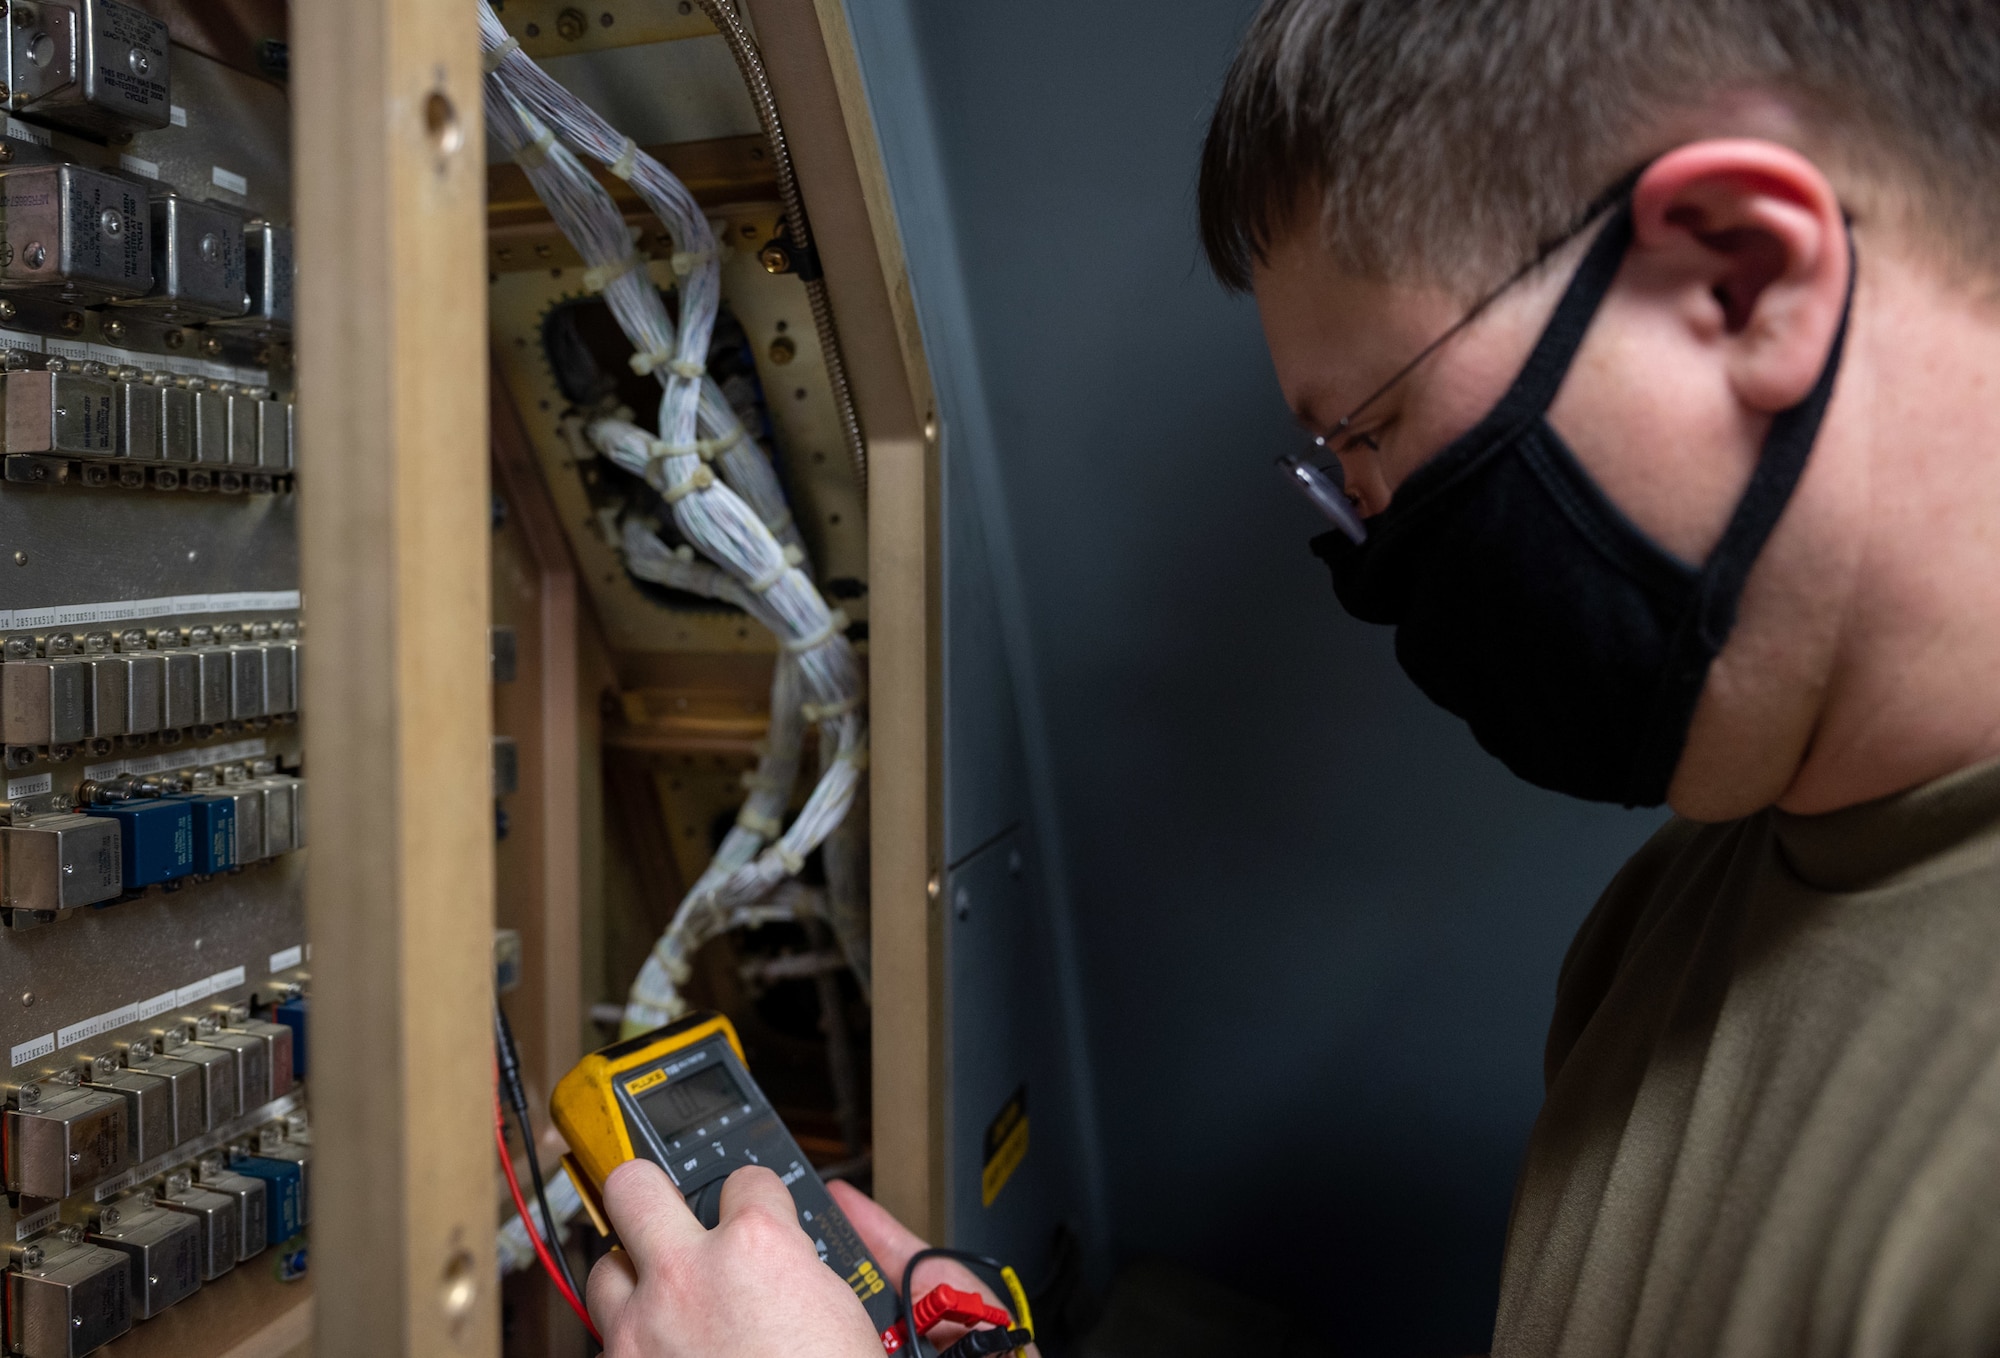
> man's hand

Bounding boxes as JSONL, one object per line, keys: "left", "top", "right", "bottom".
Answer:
{"left": 829, "top": 1181, "right": 1041, "bottom": 1358}
{"left": 587, "top": 1159, "right": 883, "bottom": 1358}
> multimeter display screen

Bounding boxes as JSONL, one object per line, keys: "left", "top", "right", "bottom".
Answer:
{"left": 638, "top": 1062, "right": 744, "bottom": 1138}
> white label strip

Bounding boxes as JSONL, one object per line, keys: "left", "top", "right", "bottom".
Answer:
{"left": 14, "top": 1205, "right": 58, "bottom": 1241}
{"left": 170, "top": 965, "right": 246, "bottom": 1009}
{"left": 269, "top": 945, "right": 303, "bottom": 974}
{"left": 58, "top": 1002, "right": 139, "bottom": 1051}
{"left": 211, "top": 165, "right": 248, "bottom": 196}
{"left": 9, "top": 1033, "right": 53, "bottom": 1068}
{"left": 3, "top": 118, "right": 50, "bottom": 147}
{"left": 0, "top": 327, "right": 44, "bottom": 354}
{"left": 118, "top": 153, "right": 159, "bottom": 180}
{"left": 0, "top": 591, "right": 299, "bottom": 631}
{"left": 0, "top": 590, "right": 299, "bottom": 631}
{"left": 169, "top": 104, "right": 187, "bottom": 127}
{"left": 5, "top": 773, "right": 50, "bottom": 799}
{"left": 137, "top": 989, "right": 178, "bottom": 1021}
{"left": 83, "top": 736, "right": 267, "bottom": 783}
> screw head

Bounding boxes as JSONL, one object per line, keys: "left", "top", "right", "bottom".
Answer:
{"left": 758, "top": 241, "right": 792, "bottom": 274}
{"left": 201, "top": 336, "right": 222, "bottom": 357}
{"left": 98, "top": 209, "right": 122, "bottom": 238}
{"left": 59, "top": 311, "right": 81, "bottom": 334}
{"left": 164, "top": 329, "right": 184, "bottom": 350}
{"left": 11, "top": 552, "right": 22, "bottom": 566}
{"left": 101, "top": 319, "right": 123, "bottom": 342}
{"left": 197, "top": 232, "right": 221, "bottom": 266}
{"left": 556, "top": 6, "right": 587, "bottom": 39}
{"left": 19, "top": 991, "right": 31, "bottom": 1008}
{"left": 767, "top": 336, "right": 796, "bottom": 365}
{"left": 22, "top": 241, "right": 44, "bottom": 269}
{"left": 0, "top": 300, "right": 15, "bottom": 320}
{"left": 126, "top": 45, "right": 148, "bottom": 77}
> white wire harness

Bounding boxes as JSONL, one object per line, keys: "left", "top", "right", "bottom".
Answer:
{"left": 480, "top": 0, "right": 868, "bottom": 1032}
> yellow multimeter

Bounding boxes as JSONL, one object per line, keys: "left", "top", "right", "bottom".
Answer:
{"left": 552, "top": 1011, "right": 905, "bottom": 1351}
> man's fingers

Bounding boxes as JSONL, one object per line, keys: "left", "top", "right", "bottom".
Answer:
{"left": 602, "top": 1158, "right": 704, "bottom": 1270}
{"left": 716, "top": 1163, "right": 804, "bottom": 1229}
{"left": 586, "top": 1247, "right": 638, "bottom": 1332}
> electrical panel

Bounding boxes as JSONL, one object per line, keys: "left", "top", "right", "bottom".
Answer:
{"left": 0, "top": 9, "right": 309, "bottom": 1353}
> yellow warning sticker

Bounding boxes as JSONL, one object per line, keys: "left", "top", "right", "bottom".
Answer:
{"left": 981, "top": 1085, "right": 1029, "bottom": 1208}
{"left": 623, "top": 1067, "right": 669, "bottom": 1097}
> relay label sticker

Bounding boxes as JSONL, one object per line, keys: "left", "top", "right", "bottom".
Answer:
{"left": 5, "top": 773, "right": 50, "bottom": 799}
{"left": 9, "top": 1033, "right": 53, "bottom": 1068}
{"left": 13, "top": 1204, "right": 56, "bottom": 1240}
{"left": 211, "top": 165, "right": 248, "bottom": 196}
{"left": 980, "top": 1084, "right": 1029, "bottom": 1208}
{"left": 269, "top": 945, "right": 303, "bottom": 974}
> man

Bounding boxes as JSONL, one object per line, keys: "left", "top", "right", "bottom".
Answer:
{"left": 586, "top": 1, "right": 2000, "bottom": 1352}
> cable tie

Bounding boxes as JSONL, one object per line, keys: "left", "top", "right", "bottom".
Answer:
{"left": 607, "top": 137, "right": 638, "bottom": 181}
{"left": 800, "top": 693, "right": 861, "bottom": 723}
{"left": 704, "top": 428, "right": 745, "bottom": 457}
{"left": 735, "top": 808, "right": 782, "bottom": 839}
{"left": 744, "top": 559, "right": 787, "bottom": 594}
{"left": 782, "top": 608, "right": 849, "bottom": 654}
{"left": 670, "top": 250, "right": 712, "bottom": 277}
{"left": 513, "top": 125, "right": 557, "bottom": 172}
{"left": 628, "top": 345, "right": 676, "bottom": 376}
{"left": 580, "top": 256, "right": 643, "bottom": 294}
{"left": 647, "top": 437, "right": 713, "bottom": 463}
{"left": 781, "top": 544, "right": 805, "bottom": 567}
{"left": 739, "top": 770, "right": 789, "bottom": 793}
{"left": 660, "top": 465, "right": 714, "bottom": 504}
{"left": 672, "top": 545, "right": 695, "bottom": 562}
{"left": 669, "top": 359, "right": 706, "bottom": 380}
{"left": 775, "top": 845, "right": 806, "bottom": 876}
{"left": 837, "top": 745, "right": 870, "bottom": 772}
{"left": 481, "top": 35, "right": 520, "bottom": 72}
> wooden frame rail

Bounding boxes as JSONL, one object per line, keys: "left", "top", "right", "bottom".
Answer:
{"left": 295, "top": 0, "right": 499, "bottom": 1352}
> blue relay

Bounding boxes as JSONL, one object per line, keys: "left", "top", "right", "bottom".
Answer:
{"left": 171, "top": 795, "right": 238, "bottom": 873}
{"left": 85, "top": 799, "right": 195, "bottom": 888}
{"left": 230, "top": 1156, "right": 304, "bottom": 1246}
{"left": 275, "top": 995, "right": 307, "bottom": 1078}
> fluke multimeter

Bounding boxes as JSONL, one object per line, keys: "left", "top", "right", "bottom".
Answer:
{"left": 551, "top": 1012, "right": 905, "bottom": 1350}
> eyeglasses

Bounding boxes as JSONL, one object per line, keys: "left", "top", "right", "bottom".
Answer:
{"left": 1276, "top": 165, "right": 1645, "bottom": 544}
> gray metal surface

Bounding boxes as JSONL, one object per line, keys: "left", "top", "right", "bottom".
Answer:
{"left": 943, "top": 829, "right": 1088, "bottom": 1283}
{"left": 0, "top": 853, "right": 305, "bottom": 1071}
{"left": 0, "top": 477, "right": 294, "bottom": 608}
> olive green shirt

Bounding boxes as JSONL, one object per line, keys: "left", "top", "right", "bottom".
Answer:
{"left": 1495, "top": 758, "right": 2000, "bottom": 1357}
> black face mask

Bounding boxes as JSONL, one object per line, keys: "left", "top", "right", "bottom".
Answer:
{"left": 1311, "top": 199, "right": 1853, "bottom": 808}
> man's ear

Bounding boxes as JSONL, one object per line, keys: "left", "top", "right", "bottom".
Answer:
{"left": 1630, "top": 140, "right": 1849, "bottom": 414}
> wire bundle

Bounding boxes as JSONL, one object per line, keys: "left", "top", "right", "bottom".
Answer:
{"left": 479, "top": 2, "right": 868, "bottom": 1033}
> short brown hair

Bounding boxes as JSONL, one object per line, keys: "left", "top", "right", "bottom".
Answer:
{"left": 1198, "top": 0, "right": 2000, "bottom": 292}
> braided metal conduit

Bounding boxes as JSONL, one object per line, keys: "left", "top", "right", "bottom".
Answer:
{"left": 695, "top": 0, "right": 870, "bottom": 500}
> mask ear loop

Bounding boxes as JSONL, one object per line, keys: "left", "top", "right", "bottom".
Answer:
{"left": 1622, "top": 222, "right": 1860, "bottom": 803}
{"left": 1325, "top": 162, "right": 1651, "bottom": 446}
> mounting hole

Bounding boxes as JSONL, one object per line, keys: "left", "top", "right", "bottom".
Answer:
{"left": 424, "top": 91, "right": 462, "bottom": 157}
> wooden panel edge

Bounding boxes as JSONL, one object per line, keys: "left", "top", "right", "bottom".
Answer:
{"left": 295, "top": 0, "right": 498, "bottom": 1350}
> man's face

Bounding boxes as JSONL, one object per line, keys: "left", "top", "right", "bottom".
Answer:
{"left": 1246, "top": 149, "right": 1868, "bottom": 818}
{"left": 1252, "top": 220, "right": 1775, "bottom": 570}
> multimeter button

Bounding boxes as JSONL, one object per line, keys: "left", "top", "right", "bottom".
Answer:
{"left": 691, "top": 1178, "right": 726, "bottom": 1230}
